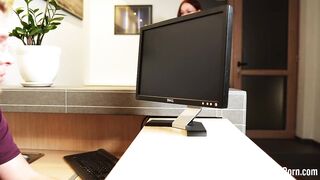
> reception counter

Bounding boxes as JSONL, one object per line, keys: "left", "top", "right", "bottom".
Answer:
{"left": 0, "top": 86, "right": 248, "bottom": 179}
{"left": 0, "top": 86, "right": 246, "bottom": 132}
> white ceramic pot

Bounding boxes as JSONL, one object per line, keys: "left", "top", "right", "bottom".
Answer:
{"left": 15, "top": 45, "right": 61, "bottom": 87}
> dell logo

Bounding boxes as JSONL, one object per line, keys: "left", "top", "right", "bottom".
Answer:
{"left": 167, "top": 98, "right": 174, "bottom": 103}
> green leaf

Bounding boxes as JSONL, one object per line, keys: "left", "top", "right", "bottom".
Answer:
{"left": 49, "top": 0, "right": 60, "bottom": 9}
{"left": 46, "top": 25, "right": 57, "bottom": 31}
{"left": 33, "top": 8, "right": 39, "bottom": 13}
{"left": 50, "top": 17, "right": 64, "bottom": 22}
{"left": 50, "top": 22, "right": 61, "bottom": 26}
{"left": 21, "top": 21, "right": 29, "bottom": 28}
{"left": 28, "top": 14, "right": 35, "bottom": 26}
{"left": 15, "top": 8, "right": 24, "bottom": 15}
{"left": 10, "top": 0, "right": 64, "bottom": 44}
{"left": 36, "top": 12, "right": 43, "bottom": 18}
{"left": 9, "top": 30, "right": 20, "bottom": 37}
{"left": 15, "top": 27, "right": 27, "bottom": 35}
{"left": 29, "top": 28, "right": 42, "bottom": 36}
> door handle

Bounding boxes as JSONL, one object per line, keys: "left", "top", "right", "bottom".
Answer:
{"left": 237, "top": 61, "right": 248, "bottom": 67}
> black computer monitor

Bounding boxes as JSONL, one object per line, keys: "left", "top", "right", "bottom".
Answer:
{"left": 136, "top": 5, "right": 233, "bottom": 136}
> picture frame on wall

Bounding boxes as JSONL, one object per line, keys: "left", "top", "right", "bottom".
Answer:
{"left": 47, "top": 0, "right": 83, "bottom": 20}
{"left": 114, "top": 5, "right": 152, "bottom": 35}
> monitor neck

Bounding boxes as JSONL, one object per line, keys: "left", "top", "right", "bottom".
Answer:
{"left": 144, "top": 106, "right": 207, "bottom": 136}
{"left": 172, "top": 106, "right": 202, "bottom": 130}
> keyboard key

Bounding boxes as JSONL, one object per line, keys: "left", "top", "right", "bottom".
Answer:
{"left": 64, "top": 149, "right": 118, "bottom": 180}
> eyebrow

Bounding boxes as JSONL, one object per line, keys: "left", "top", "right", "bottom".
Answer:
{"left": 0, "top": 62, "right": 12, "bottom": 65}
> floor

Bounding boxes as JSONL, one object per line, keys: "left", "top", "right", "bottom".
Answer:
{"left": 252, "top": 138, "right": 320, "bottom": 180}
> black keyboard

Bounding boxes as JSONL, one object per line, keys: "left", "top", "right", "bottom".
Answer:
{"left": 64, "top": 149, "right": 118, "bottom": 180}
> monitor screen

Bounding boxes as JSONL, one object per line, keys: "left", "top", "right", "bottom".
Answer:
{"left": 136, "top": 5, "right": 233, "bottom": 109}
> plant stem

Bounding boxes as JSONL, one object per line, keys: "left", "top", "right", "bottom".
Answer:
{"left": 21, "top": 38, "right": 26, "bottom": 45}
{"left": 26, "top": 1, "right": 30, "bottom": 45}
{"left": 39, "top": 34, "right": 44, "bottom": 44}
{"left": 42, "top": 0, "right": 50, "bottom": 26}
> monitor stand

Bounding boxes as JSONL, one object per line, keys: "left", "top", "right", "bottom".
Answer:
{"left": 145, "top": 106, "right": 207, "bottom": 137}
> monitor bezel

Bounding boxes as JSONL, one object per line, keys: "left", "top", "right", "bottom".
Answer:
{"left": 136, "top": 5, "right": 233, "bottom": 108}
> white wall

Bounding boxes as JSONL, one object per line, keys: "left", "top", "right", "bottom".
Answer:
{"left": 296, "top": 0, "right": 320, "bottom": 143}
{"left": 4, "top": 0, "right": 84, "bottom": 86}
{"left": 4, "top": 1, "right": 320, "bottom": 142}
{"left": 3, "top": 0, "right": 180, "bottom": 86}
{"left": 84, "top": 0, "right": 180, "bottom": 86}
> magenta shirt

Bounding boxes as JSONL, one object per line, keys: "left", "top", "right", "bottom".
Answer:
{"left": 0, "top": 110, "right": 20, "bottom": 164}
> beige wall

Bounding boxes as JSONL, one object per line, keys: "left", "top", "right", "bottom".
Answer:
{"left": 83, "top": 0, "right": 180, "bottom": 86}
{"left": 297, "top": 0, "right": 320, "bottom": 142}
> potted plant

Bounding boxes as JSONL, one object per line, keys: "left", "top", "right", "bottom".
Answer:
{"left": 9, "top": 0, "right": 64, "bottom": 87}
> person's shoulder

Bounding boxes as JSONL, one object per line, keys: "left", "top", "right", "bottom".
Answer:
{"left": 0, "top": 109, "right": 3, "bottom": 120}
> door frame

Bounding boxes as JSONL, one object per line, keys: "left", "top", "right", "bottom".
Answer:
{"left": 228, "top": 0, "right": 299, "bottom": 138}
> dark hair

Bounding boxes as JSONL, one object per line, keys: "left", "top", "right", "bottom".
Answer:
{"left": 177, "top": 0, "right": 202, "bottom": 17}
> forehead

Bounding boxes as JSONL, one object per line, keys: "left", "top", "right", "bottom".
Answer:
{"left": 181, "top": 2, "right": 196, "bottom": 9}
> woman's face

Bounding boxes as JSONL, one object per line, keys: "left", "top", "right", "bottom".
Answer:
{"left": 0, "top": 12, "right": 12, "bottom": 83}
{"left": 0, "top": 37, "right": 11, "bottom": 83}
{"left": 0, "top": 61, "right": 11, "bottom": 83}
{"left": 180, "top": 2, "right": 200, "bottom": 16}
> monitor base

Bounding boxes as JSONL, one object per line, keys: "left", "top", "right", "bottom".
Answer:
{"left": 145, "top": 120, "right": 207, "bottom": 137}
{"left": 186, "top": 121, "right": 207, "bottom": 137}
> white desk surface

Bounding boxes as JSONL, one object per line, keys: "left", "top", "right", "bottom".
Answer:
{"left": 107, "top": 118, "right": 294, "bottom": 180}
{"left": 24, "top": 149, "right": 78, "bottom": 180}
